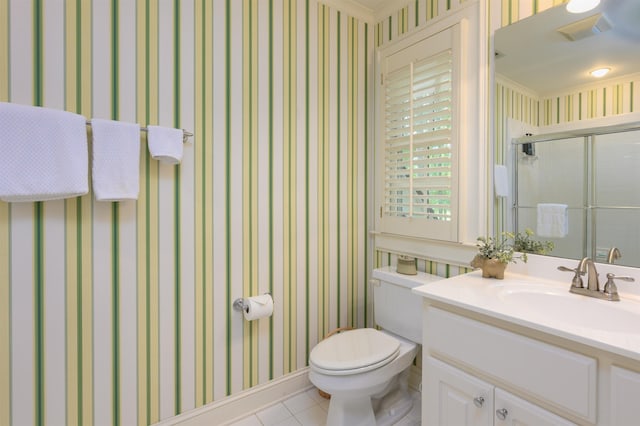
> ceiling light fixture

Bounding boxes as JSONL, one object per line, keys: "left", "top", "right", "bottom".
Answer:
{"left": 590, "top": 67, "right": 611, "bottom": 78}
{"left": 566, "top": 0, "right": 601, "bottom": 14}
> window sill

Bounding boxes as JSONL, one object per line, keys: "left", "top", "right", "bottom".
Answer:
{"left": 371, "top": 230, "right": 477, "bottom": 267}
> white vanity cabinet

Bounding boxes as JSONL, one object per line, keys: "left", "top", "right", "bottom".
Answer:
{"left": 610, "top": 366, "right": 640, "bottom": 425}
{"left": 422, "top": 305, "right": 600, "bottom": 425}
{"left": 420, "top": 299, "right": 640, "bottom": 425}
{"left": 411, "top": 261, "right": 640, "bottom": 425}
{"left": 493, "top": 389, "right": 577, "bottom": 426}
{"left": 426, "top": 356, "right": 494, "bottom": 425}
{"left": 426, "top": 356, "right": 577, "bottom": 425}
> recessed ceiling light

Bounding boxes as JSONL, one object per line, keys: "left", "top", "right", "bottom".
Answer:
{"left": 566, "top": 0, "right": 601, "bottom": 14}
{"left": 590, "top": 67, "right": 610, "bottom": 78}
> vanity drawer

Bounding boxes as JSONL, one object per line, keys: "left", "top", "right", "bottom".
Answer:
{"left": 425, "top": 307, "right": 597, "bottom": 422}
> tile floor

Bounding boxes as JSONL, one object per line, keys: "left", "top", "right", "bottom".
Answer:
{"left": 226, "top": 386, "right": 422, "bottom": 426}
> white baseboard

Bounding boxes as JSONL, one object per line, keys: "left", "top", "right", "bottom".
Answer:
{"left": 153, "top": 368, "right": 312, "bottom": 426}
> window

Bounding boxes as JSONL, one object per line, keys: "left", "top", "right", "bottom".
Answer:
{"left": 376, "top": 26, "right": 460, "bottom": 242}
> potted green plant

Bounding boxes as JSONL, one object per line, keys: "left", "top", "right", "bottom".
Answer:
{"left": 512, "top": 228, "right": 555, "bottom": 255}
{"left": 471, "top": 232, "right": 525, "bottom": 279}
{"left": 471, "top": 230, "right": 553, "bottom": 279}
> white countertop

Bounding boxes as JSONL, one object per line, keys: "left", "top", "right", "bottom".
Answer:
{"left": 413, "top": 269, "right": 640, "bottom": 362}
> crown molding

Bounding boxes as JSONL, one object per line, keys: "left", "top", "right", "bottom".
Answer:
{"left": 318, "top": 0, "right": 375, "bottom": 22}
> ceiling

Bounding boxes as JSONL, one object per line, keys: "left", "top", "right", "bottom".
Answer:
{"left": 495, "top": 0, "right": 640, "bottom": 95}
{"left": 349, "top": 0, "right": 391, "bottom": 11}
{"left": 322, "top": 0, "right": 407, "bottom": 21}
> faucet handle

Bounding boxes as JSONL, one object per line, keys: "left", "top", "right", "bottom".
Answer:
{"left": 605, "top": 273, "right": 635, "bottom": 282}
{"left": 558, "top": 266, "right": 584, "bottom": 288}
{"left": 603, "top": 273, "right": 635, "bottom": 300}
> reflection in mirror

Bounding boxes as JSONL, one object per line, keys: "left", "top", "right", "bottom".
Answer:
{"left": 495, "top": 0, "right": 640, "bottom": 95}
{"left": 514, "top": 136, "right": 586, "bottom": 261}
{"left": 494, "top": 0, "right": 640, "bottom": 267}
{"left": 513, "top": 127, "right": 640, "bottom": 267}
{"left": 593, "top": 129, "right": 640, "bottom": 267}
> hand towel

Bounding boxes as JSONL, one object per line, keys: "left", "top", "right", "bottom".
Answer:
{"left": 494, "top": 164, "right": 509, "bottom": 197}
{"left": 0, "top": 102, "right": 88, "bottom": 202}
{"left": 91, "top": 118, "right": 141, "bottom": 201}
{"left": 536, "top": 203, "right": 568, "bottom": 238}
{"left": 147, "top": 125, "right": 183, "bottom": 165}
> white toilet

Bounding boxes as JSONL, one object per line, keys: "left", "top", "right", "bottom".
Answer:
{"left": 309, "top": 267, "right": 443, "bottom": 426}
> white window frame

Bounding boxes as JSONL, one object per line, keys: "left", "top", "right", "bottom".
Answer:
{"left": 372, "top": 2, "right": 488, "bottom": 265}
{"left": 377, "top": 26, "right": 461, "bottom": 242}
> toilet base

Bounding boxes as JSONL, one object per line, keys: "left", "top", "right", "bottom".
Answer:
{"left": 326, "top": 394, "right": 377, "bottom": 426}
{"left": 373, "top": 386, "right": 414, "bottom": 426}
{"left": 324, "top": 369, "right": 414, "bottom": 426}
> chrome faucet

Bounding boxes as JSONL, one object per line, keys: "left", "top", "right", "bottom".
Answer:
{"left": 577, "top": 257, "right": 600, "bottom": 292}
{"left": 606, "top": 247, "right": 621, "bottom": 264}
{"left": 558, "top": 257, "right": 635, "bottom": 301}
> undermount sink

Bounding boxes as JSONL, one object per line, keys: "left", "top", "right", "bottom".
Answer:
{"left": 495, "top": 283, "right": 640, "bottom": 334}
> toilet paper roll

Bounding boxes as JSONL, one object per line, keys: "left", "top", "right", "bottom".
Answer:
{"left": 243, "top": 294, "right": 274, "bottom": 321}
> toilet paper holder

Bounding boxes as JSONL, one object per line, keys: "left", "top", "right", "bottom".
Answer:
{"left": 233, "top": 293, "right": 272, "bottom": 313}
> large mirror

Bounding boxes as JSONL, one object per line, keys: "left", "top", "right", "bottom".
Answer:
{"left": 511, "top": 126, "right": 640, "bottom": 268}
{"left": 494, "top": 0, "right": 640, "bottom": 267}
{"left": 495, "top": 0, "right": 640, "bottom": 95}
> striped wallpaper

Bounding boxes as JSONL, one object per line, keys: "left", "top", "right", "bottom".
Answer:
{"left": 0, "top": 1, "right": 369, "bottom": 425}
{"left": 372, "top": 0, "right": 567, "bottom": 49}
{"left": 3, "top": 0, "right": 635, "bottom": 425}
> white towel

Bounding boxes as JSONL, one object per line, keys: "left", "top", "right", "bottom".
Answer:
{"left": 536, "top": 203, "right": 568, "bottom": 238}
{"left": 91, "top": 118, "right": 141, "bottom": 201}
{"left": 0, "top": 102, "right": 88, "bottom": 202}
{"left": 494, "top": 164, "right": 509, "bottom": 197}
{"left": 147, "top": 125, "right": 183, "bottom": 165}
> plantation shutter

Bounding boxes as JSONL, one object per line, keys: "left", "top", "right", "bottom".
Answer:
{"left": 385, "top": 50, "right": 452, "bottom": 219}
{"left": 378, "top": 27, "right": 459, "bottom": 241}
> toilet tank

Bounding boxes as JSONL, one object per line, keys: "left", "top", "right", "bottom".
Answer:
{"left": 372, "top": 266, "right": 444, "bottom": 344}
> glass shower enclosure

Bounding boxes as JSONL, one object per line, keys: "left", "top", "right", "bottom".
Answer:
{"left": 512, "top": 127, "right": 640, "bottom": 267}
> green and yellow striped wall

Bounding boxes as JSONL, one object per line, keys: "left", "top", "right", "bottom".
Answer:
{"left": 538, "top": 78, "right": 638, "bottom": 125}
{"left": 3, "top": 0, "right": 635, "bottom": 424}
{"left": 0, "top": 1, "right": 370, "bottom": 425}
{"left": 372, "top": 0, "right": 567, "bottom": 48}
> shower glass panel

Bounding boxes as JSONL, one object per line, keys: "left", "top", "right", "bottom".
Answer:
{"left": 594, "top": 209, "right": 640, "bottom": 267}
{"left": 592, "top": 129, "right": 640, "bottom": 266}
{"left": 515, "top": 206, "right": 586, "bottom": 260}
{"left": 514, "top": 137, "right": 586, "bottom": 260}
{"left": 594, "top": 130, "right": 640, "bottom": 207}
{"left": 513, "top": 126, "right": 640, "bottom": 266}
{"left": 516, "top": 137, "right": 585, "bottom": 207}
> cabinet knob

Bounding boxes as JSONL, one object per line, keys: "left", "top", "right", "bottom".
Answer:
{"left": 473, "top": 396, "right": 485, "bottom": 408}
{"left": 496, "top": 408, "right": 508, "bottom": 421}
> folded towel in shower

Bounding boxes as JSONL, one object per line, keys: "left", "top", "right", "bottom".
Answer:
{"left": 536, "top": 203, "right": 568, "bottom": 238}
{"left": 0, "top": 102, "right": 89, "bottom": 202}
{"left": 147, "top": 125, "right": 183, "bottom": 165}
{"left": 91, "top": 118, "right": 141, "bottom": 201}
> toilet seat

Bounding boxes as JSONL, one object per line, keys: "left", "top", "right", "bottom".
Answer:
{"left": 310, "top": 328, "right": 400, "bottom": 376}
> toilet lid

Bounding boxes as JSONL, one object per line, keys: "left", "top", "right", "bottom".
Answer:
{"left": 310, "top": 328, "right": 400, "bottom": 376}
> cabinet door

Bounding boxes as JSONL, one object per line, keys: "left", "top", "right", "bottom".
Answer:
{"left": 425, "top": 357, "right": 493, "bottom": 426}
{"left": 494, "top": 388, "right": 576, "bottom": 426}
{"left": 611, "top": 365, "right": 640, "bottom": 425}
